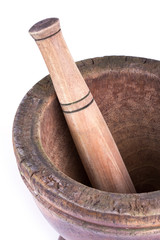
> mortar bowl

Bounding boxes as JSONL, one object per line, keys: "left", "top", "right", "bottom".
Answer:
{"left": 13, "top": 56, "right": 160, "bottom": 240}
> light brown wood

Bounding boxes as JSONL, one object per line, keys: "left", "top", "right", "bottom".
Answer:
{"left": 29, "top": 18, "right": 136, "bottom": 193}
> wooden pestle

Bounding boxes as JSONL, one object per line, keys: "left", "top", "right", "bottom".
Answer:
{"left": 29, "top": 18, "right": 136, "bottom": 193}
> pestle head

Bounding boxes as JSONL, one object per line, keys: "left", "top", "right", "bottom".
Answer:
{"left": 29, "top": 18, "right": 61, "bottom": 41}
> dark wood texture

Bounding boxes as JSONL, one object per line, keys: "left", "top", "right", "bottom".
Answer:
{"left": 58, "top": 237, "right": 65, "bottom": 240}
{"left": 13, "top": 56, "right": 160, "bottom": 239}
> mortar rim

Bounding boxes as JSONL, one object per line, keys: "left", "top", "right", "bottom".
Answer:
{"left": 13, "top": 55, "right": 160, "bottom": 231}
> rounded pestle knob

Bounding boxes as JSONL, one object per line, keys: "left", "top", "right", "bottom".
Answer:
{"left": 29, "top": 18, "right": 61, "bottom": 41}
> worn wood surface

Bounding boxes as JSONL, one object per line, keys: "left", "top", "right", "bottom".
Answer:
{"left": 29, "top": 18, "right": 135, "bottom": 193}
{"left": 13, "top": 56, "right": 160, "bottom": 239}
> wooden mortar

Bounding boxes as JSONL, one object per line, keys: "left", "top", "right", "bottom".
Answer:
{"left": 13, "top": 56, "right": 160, "bottom": 240}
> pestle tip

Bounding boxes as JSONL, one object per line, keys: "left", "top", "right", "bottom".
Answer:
{"left": 29, "top": 18, "right": 60, "bottom": 41}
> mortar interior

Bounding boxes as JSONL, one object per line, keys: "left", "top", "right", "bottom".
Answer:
{"left": 40, "top": 63, "right": 160, "bottom": 193}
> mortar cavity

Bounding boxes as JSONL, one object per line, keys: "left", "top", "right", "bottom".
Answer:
{"left": 40, "top": 69, "right": 160, "bottom": 193}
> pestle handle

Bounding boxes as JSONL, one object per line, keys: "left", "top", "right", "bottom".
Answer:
{"left": 29, "top": 18, "right": 136, "bottom": 193}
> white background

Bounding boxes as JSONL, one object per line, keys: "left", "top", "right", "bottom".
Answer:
{"left": 1, "top": 0, "right": 160, "bottom": 239}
